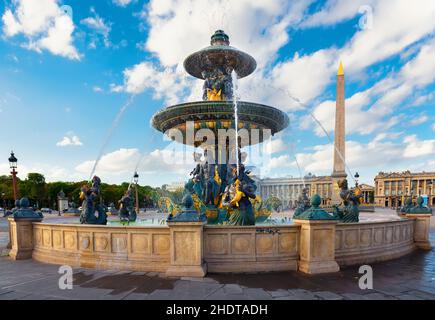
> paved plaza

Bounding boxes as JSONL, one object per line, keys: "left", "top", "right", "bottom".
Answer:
{"left": 0, "top": 212, "right": 434, "bottom": 300}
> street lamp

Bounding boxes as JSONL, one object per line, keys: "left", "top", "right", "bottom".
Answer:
{"left": 428, "top": 180, "right": 434, "bottom": 207}
{"left": 133, "top": 171, "right": 139, "bottom": 214}
{"left": 1, "top": 192, "right": 5, "bottom": 211}
{"left": 8, "top": 151, "right": 18, "bottom": 201}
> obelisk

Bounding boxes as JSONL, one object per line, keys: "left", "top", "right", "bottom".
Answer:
{"left": 331, "top": 61, "right": 347, "bottom": 205}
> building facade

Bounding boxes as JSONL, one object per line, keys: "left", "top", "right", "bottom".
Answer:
{"left": 166, "top": 181, "right": 185, "bottom": 192}
{"left": 254, "top": 174, "right": 375, "bottom": 209}
{"left": 374, "top": 171, "right": 435, "bottom": 208}
{"left": 254, "top": 174, "right": 334, "bottom": 209}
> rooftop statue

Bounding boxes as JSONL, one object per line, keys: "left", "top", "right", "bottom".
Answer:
{"left": 79, "top": 176, "right": 107, "bottom": 225}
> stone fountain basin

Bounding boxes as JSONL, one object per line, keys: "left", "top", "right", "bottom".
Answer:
{"left": 151, "top": 101, "right": 289, "bottom": 146}
{"left": 26, "top": 216, "right": 418, "bottom": 274}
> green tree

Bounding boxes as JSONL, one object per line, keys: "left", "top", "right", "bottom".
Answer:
{"left": 26, "top": 173, "right": 46, "bottom": 208}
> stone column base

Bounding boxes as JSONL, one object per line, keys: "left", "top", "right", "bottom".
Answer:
{"left": 9, "top": 217, "right": 42, "bottom": 260}
{"left": 298, "top": 260, "right": 339, "bottom": 274}
{"left": 166, "top": 221, "right": 207, "bottom": 277}
{"left": 166, "top": 264, "right": 207, "bottom": 277}
{"left": 405, "top": 213, "right": 432, "bottom": 250}
{"left": 7, "top": 219, "right": 12, "bottom": 249}
{"left": 414, "top": 240, "right": 432, "bottom": 250}
{"left": 294, "top": 219, "right": 340, "bottom": 274}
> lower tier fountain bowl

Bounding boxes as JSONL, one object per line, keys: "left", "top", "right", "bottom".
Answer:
{"left": 151, "top": 101, "right": 289, "bottom": 146}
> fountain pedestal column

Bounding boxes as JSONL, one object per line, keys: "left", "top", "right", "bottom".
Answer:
{"left": 405, "top": 213, "right": 432, "bottom": 250}
{"left": 166, "top": 221, "right": 207, "bottom": 277}
{"left": 294, "top": 220, "right": 340, "bottom": 274}
{"left": 8, "top": 217, "right": 42, "bottom": 260}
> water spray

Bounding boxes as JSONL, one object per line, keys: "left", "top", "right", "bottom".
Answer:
{"left": 231, "top": 70, "right": 240, "bottom": 177}
{"left": 88, "top": 94, "right": 136, "bottom": 182}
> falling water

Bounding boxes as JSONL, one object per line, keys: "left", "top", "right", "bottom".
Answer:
{"left": 127, "top": 137, "right": 154, "bottom": 189}
{"left": 249, "top": 82, "right": 356, "bottom": 183}
{"left": 88, "top": 94, "right": 136, "bottom": 182}
{"left": 282, "top": 90, "right": 355, "bottom": 183}
{"left": 231, "top": 70, "right": 240, "bottom": 176}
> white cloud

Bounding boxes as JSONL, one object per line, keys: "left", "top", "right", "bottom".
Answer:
{"left": 112, "top": 0, "right": 135, "bottom": 7}
{"left": 81, "top": 11, "right": 111, "bottom": 48}
{"left": 303, "top": 37, "right": 435, "bottom": 137}
{"left": 2, "top": 0, "right": 80, "bottom": 60}
{"left": 56, "top": 135, "right": 83, "bottom": 147}
{"left": 403, "top": 135, "right": 435, "bottom": 158}
{"left": 292, "top": 133, "right": 435, "bottom": 183}
{"left": 112, "top": 61, "right": 190, "bottom": 104}
{"left": 113, "top": 0, "right": 311, "bottom": 103}
{"left": 264, "top": 137, "right": 288, "bottom": 155}
{"left": 432, "top": 123, "right": 435, "bottom": 131}
{"left": 301, "top": 0, "right": 374, "bottom": 28}
{"left": 411, "top": 92, "right": 434, "bottom": 107}
{"left": 93, "top": 86, "right": 103, "bottom": 93}
{"left": 409, "top": 114, "right": 429, "bottom": 126}
{"left": 266, "top": 0, "right": 435, "bottom": 113}
{"left": 75, "top": 147, "right": 194, "bottom": 180}
{"left": 0, "top": 162, "right": 82, "bottom": 182}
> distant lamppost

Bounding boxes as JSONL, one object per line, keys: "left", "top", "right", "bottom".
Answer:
{"left": 1, "top": 192, "right": 5, "bottom": 210}
{"left": 133, "top": 171, "right": 139, "bottom": 214}
{"left": 354, "top": 172, "right": 360, "bottom": 185}
{"left": 428, "top": 180, "right": 434, "bottom": 207}
{"left": 8, "top": 151, "right": 18, "bottom": 201}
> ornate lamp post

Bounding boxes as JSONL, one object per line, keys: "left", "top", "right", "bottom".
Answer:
{"left": 133, "top": 171, "right": 139, "bottom": 214}
{"left": 8, "top": 151, "right": 18, "bottom": 201}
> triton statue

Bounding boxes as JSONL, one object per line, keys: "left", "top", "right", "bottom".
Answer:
{"left": 79, "top": 176, "right": 107, "bottom": 225}
{"left": 293, "top": 187, "right": 311, "bottom": 219}
{"left": 118, "top": 188, "right": 137, "bottom": 223}
{"left": 332, "top": 178, "right": 361, "bottom": 223}
{"left": 399, "top": 197, "right": 414, "bottom": 214}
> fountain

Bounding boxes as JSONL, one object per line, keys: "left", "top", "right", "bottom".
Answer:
{"left": 151, "top": 30, "right": 289, "bottom": 225}
{"left": 7, "top": 31, "right": 432, "bottom": 276}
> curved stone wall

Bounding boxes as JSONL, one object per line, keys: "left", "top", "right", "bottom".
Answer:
{"left": 204, "top": 225, "right": 300, "bottom": 273}
{"left": 335, "top": 219, "right": 415, "bottom": 266}
{"left": 32, "top": 223, "right": 171, "bottom": 272}
{"left": 10, "top": 215, "right": 428, "bottom": 276}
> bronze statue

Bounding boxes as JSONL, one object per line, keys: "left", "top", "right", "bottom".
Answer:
{"left": 118, "top": 188, "right": 137, "bottom": 223}
{"left": 333, "top": 178, "right": 361, "bottom": 223}
{"left": 293, "top": 187, "right": 311, "bottom": 218}
{"left": 79, "top": 176, "right": 107, "bottom": 225}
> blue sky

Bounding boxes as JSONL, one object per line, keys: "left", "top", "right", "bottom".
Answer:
{"left": 0, "top": 0, "right": 434, "bottom": 187}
